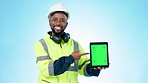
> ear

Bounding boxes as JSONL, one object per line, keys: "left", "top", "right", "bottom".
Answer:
{"left": 49, "top": 20, "right": 51, "bottom": 25}
{"left": 65, "top": 22, "right": 68, "bottom": 28}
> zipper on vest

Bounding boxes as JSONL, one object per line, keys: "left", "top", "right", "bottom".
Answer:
{"left": 60, "top": 43, "right": 62, "bottom": 48}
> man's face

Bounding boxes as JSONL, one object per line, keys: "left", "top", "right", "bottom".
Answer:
{"left": 49, "top": 12, "right": 68, "bottom": 34}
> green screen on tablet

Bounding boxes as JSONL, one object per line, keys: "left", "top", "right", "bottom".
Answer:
{"left": 90, "top": 42, "right": 109, "bottom": 67}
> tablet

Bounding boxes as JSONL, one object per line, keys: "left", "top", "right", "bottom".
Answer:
{"left": 90, "top": 42, "right": 109, "bottom": 68}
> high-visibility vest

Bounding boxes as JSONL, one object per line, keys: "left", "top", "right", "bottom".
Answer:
{"left": 34, "top": 34, "right": 90, "bottom": 83}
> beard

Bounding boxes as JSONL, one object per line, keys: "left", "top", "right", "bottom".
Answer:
{"left": 50, "top": 26, "right": 65, "bottom": 36}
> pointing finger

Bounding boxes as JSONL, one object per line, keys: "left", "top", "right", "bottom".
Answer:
{"left": 80, "top": 53, "right": 89, "bottom": 56}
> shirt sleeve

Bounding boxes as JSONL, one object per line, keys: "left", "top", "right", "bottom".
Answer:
{"left": 85, "top": 63, "right": 100, "bottom": 76}
{"left": 53, "top": 55, "right": 74, "bottom": 75}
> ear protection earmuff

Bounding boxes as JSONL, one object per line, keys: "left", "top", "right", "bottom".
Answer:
{"left": 48, "top": 31, "right": 70, "bottom": 44}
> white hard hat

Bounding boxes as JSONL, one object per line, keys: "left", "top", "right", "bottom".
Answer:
{"left": 48, "top": 3, "right": 69, "bottom": 20}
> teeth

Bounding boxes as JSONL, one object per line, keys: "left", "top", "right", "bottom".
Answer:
{"left": 55, "top": 27, "right": 61, "bottom": 30}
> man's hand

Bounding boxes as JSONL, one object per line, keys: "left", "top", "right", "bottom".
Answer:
{"left": 71, "top": 50, "right": 89, "bottom": 60}
{"left": 94, "top": 67, "right": 107, "bottom": 70}
{"left": 94, "top": 63, "right": 110, "bottom": 70}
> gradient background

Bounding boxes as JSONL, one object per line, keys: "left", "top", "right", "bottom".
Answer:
{"left": 0, "top": 0, "right": 148, "bottom": 83}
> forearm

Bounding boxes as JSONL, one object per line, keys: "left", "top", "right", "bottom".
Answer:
{"left": 53, "top": 55, "right": 74, "bottom": 75}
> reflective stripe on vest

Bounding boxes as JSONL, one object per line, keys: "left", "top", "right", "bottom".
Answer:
{"left": 36, "top": 56, "right": 50, "bottom": 63}
{"left": 48, "top": 62, "right": 54, "bottom": 76}
{"left": 73, "top": 40, "right": 79, "bottom": 71}
{"left": 36, "top": 39, "right": 79, "bottom": 73}
{"left": 36, "top": 39, "right": 51, "bottom": 63}
{"left": 39, "top": 39, "right": 49, "bottom": 56}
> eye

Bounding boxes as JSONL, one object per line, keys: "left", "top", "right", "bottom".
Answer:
{"left": 61, "top": 18, "right": 66, "bottom": 22}
{"left": 52, "top": 18, "right": 57, "bottom": 22}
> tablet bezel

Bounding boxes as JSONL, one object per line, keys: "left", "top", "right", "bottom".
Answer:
{"left": 90, "top": 42, "right": 109, "bottom": 68}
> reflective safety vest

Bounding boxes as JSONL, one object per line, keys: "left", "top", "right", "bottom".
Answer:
{"left": 34, "top": 34, "right": 90, "bottom": 83}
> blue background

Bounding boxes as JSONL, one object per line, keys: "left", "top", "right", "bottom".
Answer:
{"left": 0, "top": 0, "right": 148, "bottom": 83}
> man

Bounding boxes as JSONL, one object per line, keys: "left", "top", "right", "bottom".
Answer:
{"left": 34, "top": 3, "right": 104, "bottom": 83}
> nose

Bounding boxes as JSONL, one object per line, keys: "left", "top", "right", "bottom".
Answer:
{"left": 56, "top": 22, "right": 60, "bottom": 26}
{"left": 56, "top": 20, "right": 62, "bottom": 26}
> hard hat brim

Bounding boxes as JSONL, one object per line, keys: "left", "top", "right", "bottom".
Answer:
{"left": 48, "top": 11, "right": 69, "bottom": 20}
